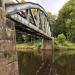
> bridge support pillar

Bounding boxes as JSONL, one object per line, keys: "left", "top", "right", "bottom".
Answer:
{"left": 42, "top": 39, "right": 52, "bottom": 50}
{"left": 0, "top": 8, "right": 19, "bottom": 75}
{"left": 41, "top": 38, "right": 53, "bottom": 60}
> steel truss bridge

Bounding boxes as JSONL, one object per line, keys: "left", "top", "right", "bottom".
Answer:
{"left": 4, "top": 2, "right": 52, "bottom": 39}
{"left": 0, "top": 1, "right": 53, "bottom": 75}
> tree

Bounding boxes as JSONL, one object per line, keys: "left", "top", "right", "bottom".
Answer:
{"left": 56, "top": 0, "right": 75, "bottom": 41}
{"left": 57, "top": 34, "right": 66, "bottom": 44}
{"left": 47, "top": 12, "right": 57, "bottom": 36}
{"left": 16, "top": 32, "right": 24, "bottom": 43}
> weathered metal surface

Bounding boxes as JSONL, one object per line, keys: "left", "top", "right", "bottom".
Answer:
{"left": 5, "top": 2, "right": 46, "bottom": 15}
{"left": 10, "top": 13, "right": 51, "bottom": 39}
{"left": 5, "top": 2, "right": 52, "bottom": 39}
{"left": 0, "top": 8, "right": 19, "bottom": 75}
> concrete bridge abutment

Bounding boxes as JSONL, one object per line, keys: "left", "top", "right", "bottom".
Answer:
{"left": 41, "top": 38, "right": 53, "bottom": 61}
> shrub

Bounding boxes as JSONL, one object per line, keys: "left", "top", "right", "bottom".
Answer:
{"left": 57, "top": 34, "right": 66, "bottom": 44}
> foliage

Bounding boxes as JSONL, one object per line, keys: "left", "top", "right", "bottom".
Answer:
{"left": 16, "top": 32, "right": 32, "bottom": 44}
{"left": 16, "top": 40, "right": 42, "bottom": 49}
{"left": 16, "top": 33, "right": 24, "bottom": 43}
{"left": 54, "top": 38, "right": 75, "bottom": 49}
{"left": 56, "top": 0, "right": 75, "bottom": 41}
{"left": 47, "top": 12, "right": 57, "bottom": 36}
{"left": 16, "top": 31, "right": 42, "bottom": 49}
{"left": 16, "top": 43, "right": 34, "bottom": 49}
{"left": 65, "top": 41, "right": 75, "bottom": 48}
{"left": 56, "top": 34, "right": 66, "bottom": 44}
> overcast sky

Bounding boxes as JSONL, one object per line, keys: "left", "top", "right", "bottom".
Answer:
{"left": 12, "top": 0, "right": 69, "bottom": 15}
{"left": 26, "top": 0, "right": 69, "bottom": 15}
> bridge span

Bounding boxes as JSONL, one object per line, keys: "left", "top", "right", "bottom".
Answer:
{"left": 5, "top": 2, "right": 52, "bottom": 39}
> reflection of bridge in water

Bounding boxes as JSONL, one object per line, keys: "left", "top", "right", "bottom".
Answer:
{"left": 0, "top": 0, "right": 53, "bottom": 75}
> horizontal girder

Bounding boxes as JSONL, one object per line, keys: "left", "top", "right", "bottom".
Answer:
{"left": 10, "top": 14, "right": 51, "bottom": 39}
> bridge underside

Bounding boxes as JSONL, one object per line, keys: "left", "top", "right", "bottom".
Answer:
{"left": 15, "top": 22, "right": 51, "bottom": 39}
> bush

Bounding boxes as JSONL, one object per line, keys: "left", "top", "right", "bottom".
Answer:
{"left": 54, "top": 38, "right": 59, "bottom": 45}
{"left": 57, "top": 34, "right": 66, "bottom": 44}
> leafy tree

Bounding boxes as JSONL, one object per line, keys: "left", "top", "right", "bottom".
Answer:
{"left": 47, "top": 12, "right": 57, "bottom": 36}
{"left": 16, "top": 32, "right": 24, "bottom": 43}
{"left": 56, "top": 0, "right": 75, "bottom": 41}
{"left": 57, "top": 34, "right": 66, "bottom": 44}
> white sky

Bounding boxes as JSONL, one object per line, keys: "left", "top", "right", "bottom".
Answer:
{"left": 12, "top": 0, "right": 69, "bottom": 15}
{"left": 27, "top": 0, "right": 69, "bottom": 15}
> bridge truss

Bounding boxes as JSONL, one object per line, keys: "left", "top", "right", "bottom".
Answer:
{"left": 4, "top": 2, "right": 52, "bottom": 39}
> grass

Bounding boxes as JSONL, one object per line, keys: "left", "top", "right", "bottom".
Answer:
{"left": 16, "top": 43, "right": 34, "bottom": 49}
{"left": 16, "top": 41, "right": 41, "bottom": 52}
{"left": 55, "top": 41, "right": 75, "bottom": 49}
{"left": 63, "top": 41, "right": 75, "bottom": 48}
{"left": 16, "top": 43, "right": 35, "bottom": 52}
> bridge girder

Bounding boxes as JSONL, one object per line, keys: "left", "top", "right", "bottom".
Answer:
{"left": 5, "top": 2, "right": 52, "bottom": 39}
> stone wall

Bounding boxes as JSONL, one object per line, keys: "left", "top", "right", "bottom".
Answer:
{"left": 0, "top": 8, "right": 19, "bottom": 75}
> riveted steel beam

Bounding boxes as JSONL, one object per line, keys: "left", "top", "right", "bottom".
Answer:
{"left": 9, "top": 13, "right": 52, "bottom": 39}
